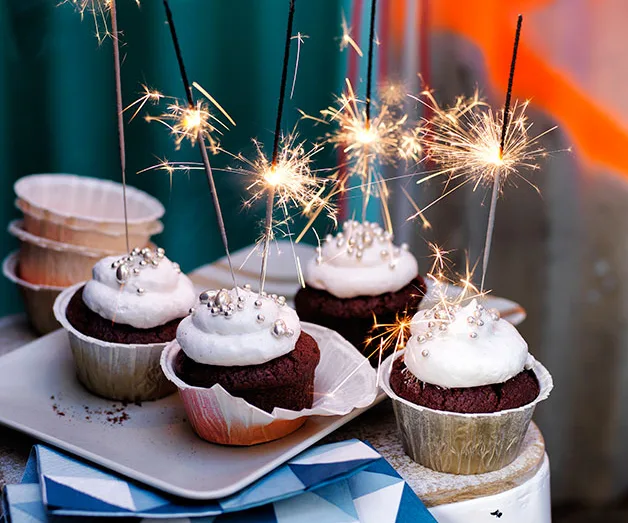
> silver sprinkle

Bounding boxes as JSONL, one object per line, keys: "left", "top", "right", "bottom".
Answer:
{"left": 125, "top": 256, "right": 133, "bottom": 263}
{"left": 254, "top": 299, "right": 263, "bottom": 308}
{"left": 325, "top": 234, "right": 333, "bottom": 242}
{"left": 157, "top": 251, "right": 165, "bottom": 259}
{"left": 111, "top": 260, "right": 120, "bottom": 269}
{"left": 143, "top": 250, "right": 154, "bottom": 260}
{"left": 336, "top": 239, "right": 345, "bottom": 248}
{"left": 271, "top": 319, "right": 287, "bottom": 338}
{"left": 139, "top": 260, "right": 147, "bottom": 267}
{"left": 439, "top": 323, "right": 448, "bottom": 332}
{"left": 469, "top": 331, "right": 478, "bottom": 339}
{"left": 188, "top": 307, "right": 195, "bottom": 314}
{"left": 210, "top": 307, "right": 220, "bottom": 316}
{"left": 425, "top": 331, "right": 433, "bottom": 340}
{"left": 228, "top": 303, "right": 236, "bottom": 311}
{"left": 224, "top": 310, "right": 233, "bottom": 318}
{"left": 347, "top": 247, "right": 354, "bottom": 255}
{"left": 238, "top": 295, "right": 246, "bottom": 303}
{"left": 427, "top": 321, "right": 435, "bottom": 328}
{"left": 271, "top": 294, "right": 278, "bottom": 300}
{"left": 489, "top": 308, "right": 501, "bottom": 321}
{"left": 237, "top": 302, "right": 245, "bottom": 310}
{"left": 348, "top": 238, "right": 356, "bottom": 247}
{"left": 478, "top": 304, "right": 485, "bottom": 311}
{"left": 418, "top": 335, "right": 427, "bottom": 344}
{"left": 401, "top": 243, "right": 409, "bottom": 251}
{"left": 477, "top": 319, "right": 485, "bottom": 327}
{"left": 132, "top": 247, "right": 141, "bottom": 255}
{"left": 132, "top": 267, "right": 140, "bottom": 275}
{"left": 216, "top": 290, "right": 232, "bottom": 307}
{"left": 256, "top": 314, "right": 265, "bottom": 323}
{"left": 136, "top": 287, "right": 145, "bottom": 295}
{"left": 261, "top": 291, "right": 267, "bottom": 297}
{"left": 141, "top": 247, "right": 149, "bottom": 255}
{"left": 389, "top": 261, "right": 397, "bottom": 270}
{"left": 244, "top": 283, "right": 252, "bottom": 290}
{"left": 277, "top": 296, "right": 286, "bottom": 306}
{"left": 199, "top": 291, "right": 212, "bottom": 304}
{"left": 151, "top": 259, "right": 159, "bottom": 267}
{"left": 356, "top": 250, "right": 363, "bottom": 260}
{"left": 380, "top": 249, "right": 389, "bottom": 259}
{"left": 467, "top": 316, "right": 475, "bottom": 324}
{"left": 157, "top": 247, "right": 165, "bottom": 255}
{"left": 421, "top": 349, "right": 430, "bottom": 357}
{"left": 115, "top": 264, "right": 130, "bottom": 283}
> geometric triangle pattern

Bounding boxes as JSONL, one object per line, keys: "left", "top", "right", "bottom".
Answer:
{"left": 2, "top": 440, "right": 436, "bottom": 522}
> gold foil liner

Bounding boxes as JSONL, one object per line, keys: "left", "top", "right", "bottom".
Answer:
{"left": 9, "top": 220, "right": 120, "bottom": 286}
{"left": 14, "top": 173, "right": 164, "bottom": 234}
{"left": 380, "top": 350, "right": 553, "bottom": 474}
{"left": 53, "top": 283, "right": 176, "bottom": 402}
{"left": 160, "top": 322, "right": 378, "bottom": 446}
{"left": 2, "top": 251, "right": 64, "bottom": 335}
{"left": 18, "top": 199, "right": 163, "bottom": 251}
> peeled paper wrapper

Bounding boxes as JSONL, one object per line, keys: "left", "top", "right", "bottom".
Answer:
{"left": 2, "top": 251, "right": 64, "bottom": 335}
{"left": 9, "top": 220, "right": 121, "bottom": 287}
{"left": 14, "top": 173, "right": 165, "bottom": 234}
{"left": 380, "top": 350, "right": 553, "bottom": 475}
{"left": 18, "top": 199, "right": 163, "bottom": 251}
{"left": 161, "top": 322, "right": 378, "bottom": 446}
{"left": 54, "top": 283, "right": 176, "bottom": 402}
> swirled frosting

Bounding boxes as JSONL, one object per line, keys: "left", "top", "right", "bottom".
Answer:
{"left": 82, "top": 247, "right": 196, "bottom": 329}
{"left": 176, "top": 286, "right": 301, "bottom": 366}
{"left": 404, "top": 299, "right": 533, "bottom": 388}
{"left": 305, "top": 220, "right": 419, "bottom": 298}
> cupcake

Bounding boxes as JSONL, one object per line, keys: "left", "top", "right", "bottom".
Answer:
{"left": 54, "top": 247, "right": 196, "bottom": 401}
{"left": 295, "top": 220, "right": 426, "bottom": 359}
{"left": 382, "top": 298, "right": 552, "bottom": 474}
{"left": 162, "top": 286, "right": 321, "bottom": 445}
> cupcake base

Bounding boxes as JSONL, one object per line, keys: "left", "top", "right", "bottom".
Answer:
{"left": 294, "top": 276, "right": 427, "bottom": 361}
{"left": 54, "top": 283, "right": 177, "bottom": 402}
{"left": 66, "top": 285, "right": 182, "bottom": 345}
{"left": 174, "top": 331, "right": 320, "bottom": 413}
{"left": 389, "top": 357, "right": 540, "bottom": 414}
{"left": 381, "top": 350, "right": 553, "bottom": 475}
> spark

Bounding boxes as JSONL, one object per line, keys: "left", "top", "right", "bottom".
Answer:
{"left": 315, "top": 78, "right": 405, "bottom": 229}
{"left": 145, "top": 99, "right": 225, "bottom": 152}
{"left": 379, "top": 80, "right": 407, "bottom": 107}
{"left": 225, "top": 132, "right": 335, "bottom": 286}
{"left": 368, "top": 312, "right": 415, "bottom": 359}
{"left": 397, "top": 123, "right": 425, "bottom": 163}
{"left": 61, "top": 0, "right": 139, "bottom": 43}
{"left": 407, "top": 90, "right": 556, "bottom": 220}
{"left": 290, "top": 32, "right": 309, "bottom": 99}
{"left": 339, "top": 12, "right": 363, "bottom": 56}
{"left": 124, "top": 84, "right": 163, "bottom": 121}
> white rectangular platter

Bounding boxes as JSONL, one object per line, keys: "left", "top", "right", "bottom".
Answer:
{"left": 0, "top": 329, "right": 384, "bottom": 500}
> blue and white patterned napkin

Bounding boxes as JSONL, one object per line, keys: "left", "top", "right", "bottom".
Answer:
{"left": 2, "top": 439, "right": 435, "bottom": 522}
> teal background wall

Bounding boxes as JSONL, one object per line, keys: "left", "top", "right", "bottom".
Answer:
{"left": 0, "top": 0, "right": 350, "bottom": 316}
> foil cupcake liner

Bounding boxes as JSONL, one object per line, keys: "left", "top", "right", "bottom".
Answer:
{"left": 380, "top": 350, "right": 553, "bottom": 474}
{"left": 14, "top": 173, "right": 164, "bottom": 233}
{"left": 54, "top": 283, "right": 176, "bottom": 402}
{"left": 3, "top": 251, "right": 64, "bottom": 335}
{"left": 161, "top": 322, "right": 378, "bottom": 446}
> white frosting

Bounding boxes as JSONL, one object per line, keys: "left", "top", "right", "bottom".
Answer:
{"left": 404, "top": 299, "right": 531, "bottom": 388}
{"left": 305, "top": 220, "right": 419, "bottom": 298}
{"left": 177, "top": 287, "right": 301, "bottom": 366}
{"left": 82, "top": 248, "right": 196, "bottom": 329}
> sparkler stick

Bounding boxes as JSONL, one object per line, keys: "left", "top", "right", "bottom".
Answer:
{"left": 110, "top": 0, "right": 130, "bottom": 252}
{"left": 365, "top": 0, "right": 378, "bottom": 125}
{"left": 259, "top": 0, "right": 296, "bottom": 295}
{"left": 162, "top": 0, "right": 238, "bottom": 291}
{"left": 480, "top": 14, "right": 523, "bottom": 291}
